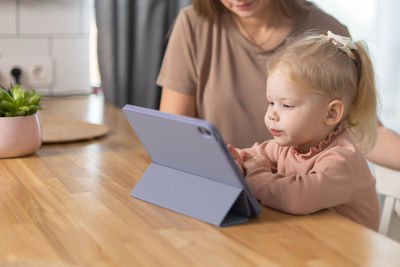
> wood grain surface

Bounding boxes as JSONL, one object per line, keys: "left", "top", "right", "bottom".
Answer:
{"left": 0, "top": 95, "right": 399, "bottom": 267}
{"left": 41, "top": 119, "right": 109, "bottom": 144}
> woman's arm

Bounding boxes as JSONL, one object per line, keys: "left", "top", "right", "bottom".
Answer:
{"left": 366, "top": 123, "right": 400, "bottom": 170}
{"left": 159, "top": 87, "right": 196, "bottom": 117}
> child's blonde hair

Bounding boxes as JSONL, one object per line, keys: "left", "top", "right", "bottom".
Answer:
{"left": 267, "top": 32, "right": 378, "bottom": 152}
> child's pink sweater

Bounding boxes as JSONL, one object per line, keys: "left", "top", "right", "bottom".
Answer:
{"left": 244, "top": 128, "right": 380, "bottom": 231}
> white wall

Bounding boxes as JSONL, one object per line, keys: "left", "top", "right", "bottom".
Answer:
{"left": 0, "top": 0, "right": 90, "bottom": 95}
{"left": 311, "top": 0, "right": 400, "bottom": 132}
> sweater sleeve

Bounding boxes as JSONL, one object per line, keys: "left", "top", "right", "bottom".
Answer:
{"left": 245, "top": 148, "right": 354, "bottom": 215}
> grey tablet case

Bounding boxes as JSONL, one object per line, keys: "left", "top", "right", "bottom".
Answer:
{"left": 122, "top": 104, "right": 261, "bottom": 226}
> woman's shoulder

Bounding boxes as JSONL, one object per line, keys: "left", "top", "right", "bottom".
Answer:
{"left": 173, "top": 5, "right": 220, "bottom": 39}
{"left": 294, "top": 2, "right": 350, "bottom": 37}
{"left": 174, "top": 5, "right": 198, "bottom": 29}
{"left": 179, "top": 5, "right": 198, "bottom": 19}
{"left": 176, "top": 5, "right": 212, "bottom": 29}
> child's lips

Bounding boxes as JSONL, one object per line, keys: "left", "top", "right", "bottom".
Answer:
{"left": 236, "top": 1, "right": 254, "bottom": 9}
{"left": 270, "top": 129, "right": 283, "bottom": 136}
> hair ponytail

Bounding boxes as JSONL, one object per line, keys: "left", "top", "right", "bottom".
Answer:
{"left": 347, "top": 42, "right": 378, "bottom": 153}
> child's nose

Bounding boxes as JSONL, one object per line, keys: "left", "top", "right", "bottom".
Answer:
{"left": 268, "top": 111, "right": 279, "bottom": 122}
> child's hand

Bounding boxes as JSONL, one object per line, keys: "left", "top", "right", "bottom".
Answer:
{"left": 242, "top": 154, "right": 271, "bottom": 173}
{"left": 228, "top": 144, "right": 272, "bottom": 175}
{"left": 227, "top": 144, "right": 245, "bottom": 175}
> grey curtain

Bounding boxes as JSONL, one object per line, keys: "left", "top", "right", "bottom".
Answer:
{"left": 95, "top": 0, "right": 190, "bottom": 108}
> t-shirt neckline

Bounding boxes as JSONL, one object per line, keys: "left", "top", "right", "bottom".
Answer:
{"left": 221, "top": 9, "right": 303, "bottom": 55}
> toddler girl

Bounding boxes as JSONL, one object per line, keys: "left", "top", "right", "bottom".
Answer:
{"left": 228, "top": 31, "right": 380, "bottom": 230}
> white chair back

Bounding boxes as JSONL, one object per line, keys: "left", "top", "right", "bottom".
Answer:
{"left": 375, "top": 165, "right": 400, "bottom": 241}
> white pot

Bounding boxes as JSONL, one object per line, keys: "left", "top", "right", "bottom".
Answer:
{"left": 0, "top": 113, "right": 42, "bottom": 158}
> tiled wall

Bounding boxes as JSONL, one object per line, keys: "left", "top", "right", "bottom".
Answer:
{"left": 0, "top": 0, "right": 90, "bottom": 95}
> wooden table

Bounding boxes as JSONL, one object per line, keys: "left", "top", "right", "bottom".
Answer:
{"left": 1, "top": 95, "right": 399, "bottom": 267}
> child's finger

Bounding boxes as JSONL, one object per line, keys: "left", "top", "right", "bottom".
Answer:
{"left": 240, "top": 150, "right": 252, "bottom": 161}
{"left": 227, "top": 144, "right": 240, "bottom": 159}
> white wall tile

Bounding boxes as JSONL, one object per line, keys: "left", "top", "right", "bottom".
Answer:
{"left": 20, "top": 0, "right": 80, "bottom": 35}
{"left": 0, "top": 0, "right": 17, "bottom": 34}
{"left": 52, "top": 38, "right": 90, "bottom": 94}
{"left": 0, "top": 0, "right": 90, "bottom": 95}
{"left": 0, "top": 38, "right": 49, "bottom": 56}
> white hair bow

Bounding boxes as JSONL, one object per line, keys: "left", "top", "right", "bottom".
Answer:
{"left": 320, "top": 31, "right": 357, "bottom": 60}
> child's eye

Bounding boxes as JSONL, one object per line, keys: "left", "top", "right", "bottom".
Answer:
{"left": 283, "top": 104, "right": 294, "bottom": 109}
{"left": 267, "top": 101, "right": 274, "bottom": 106}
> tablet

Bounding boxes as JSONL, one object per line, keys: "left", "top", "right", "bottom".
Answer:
{"left": 123, "top": 104, "right": 261, "bottom": 226}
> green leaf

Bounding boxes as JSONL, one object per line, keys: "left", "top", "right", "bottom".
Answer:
{"left": 15, "top": 110, "right": 25, "bottom": 116}
{"left": 25, "top": 89, "right": 35, "bottom": 99}
{"left": 28, "top": 104, "right": 42, "bottom": 111}
{"left": 0, "top": 90, "right": 14, "bottom": 103}
{"left": 18, "top": 106, "right": 29, "bottom": 112}
{"left": 5, "top": 111, "right": 16, "bottom": 117}
{"left": 27, "top": 94, "right": 42, "bottom": 105}
{"left": 0, "top": 100, "right": 14, "bottom": 110}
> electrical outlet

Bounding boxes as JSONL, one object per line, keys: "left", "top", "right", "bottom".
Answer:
{"left": 0, "top": 56, "right": 53, "bottom": 89}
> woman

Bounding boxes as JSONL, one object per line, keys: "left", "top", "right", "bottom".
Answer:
{"left": 157, "top": 0, "right": 400, "bottom": 170}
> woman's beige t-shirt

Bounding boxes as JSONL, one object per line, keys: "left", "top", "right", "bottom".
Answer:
{"left": 157, "top": 4, "right": 349, "bottom": 148}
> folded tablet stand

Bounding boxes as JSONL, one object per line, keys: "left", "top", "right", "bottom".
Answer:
{"left": 131, "top": 163, "right": 252, "bottom": 226}
{"left": 123, "top": 104, "right": 261, "bottom": 226}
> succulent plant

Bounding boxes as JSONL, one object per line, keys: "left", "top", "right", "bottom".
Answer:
{"left": 0, "top": 84, "right": 42, "bottom": 117}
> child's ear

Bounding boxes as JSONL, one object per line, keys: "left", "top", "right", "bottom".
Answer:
{"left": 325, "top": 100, "right": 344, "bottom": 126}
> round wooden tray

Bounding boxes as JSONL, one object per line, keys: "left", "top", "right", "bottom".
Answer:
{"left": 42, "top": 119, "right": 109, "bottom": 144}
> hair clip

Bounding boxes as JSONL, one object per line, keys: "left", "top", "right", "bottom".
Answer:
{"left": 320, "top": 31, "right": 357, "bottom": 60}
